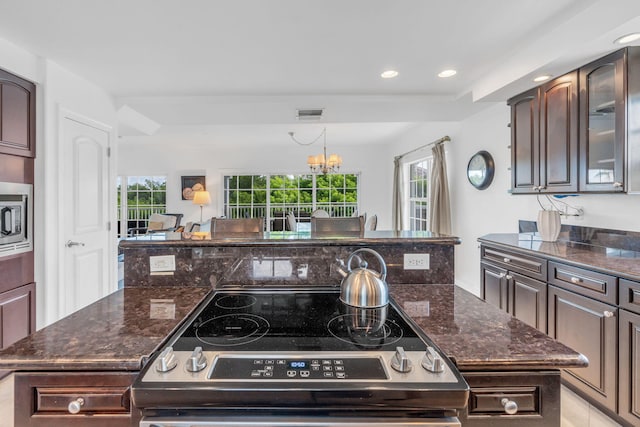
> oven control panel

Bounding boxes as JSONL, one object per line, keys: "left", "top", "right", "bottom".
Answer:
{"left": 211, "top": 357, "right": 388, "bottom": 380}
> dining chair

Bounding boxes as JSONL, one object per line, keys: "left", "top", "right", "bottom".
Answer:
{"left": 311, "top": 216, "right": 364, "bottom": 235}
{"left": 211, "top": 217, "right": 264, "bottom": 235}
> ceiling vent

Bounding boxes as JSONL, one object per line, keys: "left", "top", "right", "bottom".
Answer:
{"left": 296, "top": 108, "right": 324, "bottom": 120}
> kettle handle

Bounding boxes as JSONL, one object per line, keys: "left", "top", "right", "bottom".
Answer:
{"left": 346, "top": 248, "right": 387, "bottom": 280}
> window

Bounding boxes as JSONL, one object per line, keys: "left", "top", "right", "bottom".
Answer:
{"left": 408, "top": 158, "right": 431, "bottom": 231}
{"left": 223, "top": 173, "right": 359, "bottom": 230}
{"left": 117, "top": 176, "right": 167, "bottom": 237}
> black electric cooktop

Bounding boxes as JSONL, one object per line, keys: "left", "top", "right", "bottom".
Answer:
{"left": 170, "top": 290, "right": 428, "bottom": 352}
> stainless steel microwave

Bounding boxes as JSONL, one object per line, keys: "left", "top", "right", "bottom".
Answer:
{"left": 0, "top": 182, "right": 32, "bottom": 257}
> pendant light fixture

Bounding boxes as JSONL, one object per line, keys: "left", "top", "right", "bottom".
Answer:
{"left": 289, "top": 127, "right": 343, "bottom": 174}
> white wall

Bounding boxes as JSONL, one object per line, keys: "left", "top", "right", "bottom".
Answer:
{"left": 451, "top": 103, "right": 640, "bottom": 296}
{"left": 118, "top": 138, "right": 391, "bottom": 228}
{"left": 0, "top": 36, "right": 118, "bottom": 328}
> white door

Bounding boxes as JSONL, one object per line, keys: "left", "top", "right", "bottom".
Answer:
{"left": 61, "top": 114, "right": 112, "bottom": 317}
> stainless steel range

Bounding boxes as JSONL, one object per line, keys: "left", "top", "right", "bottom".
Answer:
{"left": 132, "top": 288, "right": 469, "bottom": 427}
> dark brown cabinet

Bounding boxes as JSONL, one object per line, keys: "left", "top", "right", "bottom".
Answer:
{"left": 14, "top": 371, "right": 140, "bottom": 426}
{"left": 480, "top": 245, "right": 547, "bottom": 332}
{"left": 509, "top": 88, "right": 539, "bottom": 193}
{"left": 460, "top": 371, "right": 560, "bottom": 427}
{"left": 0, "top": 282, "right": 35, "bottom": 350}
{"left": 548, "top": 284, "right": 617, "bottom": 413}
{"left": 0, "top": 68, "right": 36, "bottom": 158}
{"left": 619, "top": 279, "right": 640, "bottom": 425}
{"left": 508, "top": 72, "right": 578, "bottom": 194}
{"left": 578, "top": 49, "right": 626, "bottom": 192}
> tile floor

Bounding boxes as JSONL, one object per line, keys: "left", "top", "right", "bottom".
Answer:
{"left": 561, "top": 385, "right": 622, "bottom": 427}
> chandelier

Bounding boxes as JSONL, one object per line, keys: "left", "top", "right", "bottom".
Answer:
{"left": 288, "top": 127, "right": 343, "bottom": 174}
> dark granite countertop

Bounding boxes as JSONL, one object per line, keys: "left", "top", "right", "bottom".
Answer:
{"left": 0, "top": 283, "right": 586, "bottom": 372}
{"left": 479, "top": 233, "right": 640, "bottom": 281}
{"left": 0, "top": 286, "right": 209, "bottom": 371}
{"left": 390, "top": 284, "right": 587, "bottom": 371}
{"left": 119, "top": 230, "right": 461, "bottom": 248}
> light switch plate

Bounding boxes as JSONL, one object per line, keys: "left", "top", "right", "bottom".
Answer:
{"left": 403, "top": 253, "right": 430, "bottom": 270}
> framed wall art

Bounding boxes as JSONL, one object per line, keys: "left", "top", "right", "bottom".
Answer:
{"left": 181, "top": 175, "right": 206, "bottom": 200}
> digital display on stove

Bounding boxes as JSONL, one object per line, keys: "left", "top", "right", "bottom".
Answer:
{"left": 289, "top": 361, "right": 307, "bottom": 369}
{"left": 171, "top": 291, "right": 429, "bottom": 353}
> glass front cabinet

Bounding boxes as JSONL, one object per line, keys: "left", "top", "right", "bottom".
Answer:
{"left": 578, "top": 49, "right": 625, "bottom": 192}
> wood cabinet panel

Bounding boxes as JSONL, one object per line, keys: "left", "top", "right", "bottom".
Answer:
{"left": 480, "top": 245, "right": 547, "bottom": 281}
{"left": 511, "top": 272, "right": 547, "bottom": 333}
{"left": 548, "top": 285, "right": 617, "bottom": 411}
{"left": 460, "top": 371, "right": 560, "bottom": 427}
{"left": 0, "top": 68, "right": 35, "bottom": 158}
{"left": 539, "top": 72, "right": 579, "bottom": 192}
{"left": 548, "top": 261, "right": 617, "bottom": 304}
{"left": 509, "top": 88, "right": 539, "bottom": 193}
{"left": 14, "top": 371, "right": 139, "bottom": 426}
{"left": 481, "top": 262, "right": 508, "bottom": 311}
{"left": 619, "top": 309, "right": 640, "bottom": 425}
{"left": 620, "top": 279, "right": 640, "bottom": 315}
{"left": 0, "top": 282, "right": 35, "bottom": 349}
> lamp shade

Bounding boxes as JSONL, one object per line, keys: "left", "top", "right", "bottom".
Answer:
{"left": 192, "top": 190, "right": 211, "bottom": 206}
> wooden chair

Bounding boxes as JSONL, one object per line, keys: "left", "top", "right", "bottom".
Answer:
{"left": 211, "top": 218, "right": 264, "bottom": 235}
{"left": 310, "top": 216, "right": 364, "bottom": 235}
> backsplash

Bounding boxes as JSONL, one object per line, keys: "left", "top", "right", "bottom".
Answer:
{"left": 122, "top": 243, "right": 455, "bottom": 288}
{"left": 519, "top": 220, "right": 640, "bottom": 252}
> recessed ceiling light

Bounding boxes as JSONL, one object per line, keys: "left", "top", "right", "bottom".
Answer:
{"left": 614, "top": 33, "right": 640, "bottom": 44}
{"left": 381, "top": 70, "right": 399, "bottom": 79}
{"left": 533, "top": 75, "right": 552, "bottom": 82}
{"left": 438, "top": 69, "right": 457, "bottom": 78}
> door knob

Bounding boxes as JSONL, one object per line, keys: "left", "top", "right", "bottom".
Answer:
{"left": 66, "top": 240, "right": 85, "bottom": 248}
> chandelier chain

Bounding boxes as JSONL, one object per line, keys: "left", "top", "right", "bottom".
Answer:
{"left": 288, "top": 128, "right": 326, "bottom": 146}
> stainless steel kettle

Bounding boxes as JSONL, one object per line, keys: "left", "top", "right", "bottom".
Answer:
{"left": 338, "top": 248, "right": 389, "bottom": 308}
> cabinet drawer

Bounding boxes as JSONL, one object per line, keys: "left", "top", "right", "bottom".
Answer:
{"left": 14, "top": 371, "right": 139, "bottom": 426}
{"left": 36, "top": 386, "right": 130, "bottom": 413}
{"left": 481, "top": 246, "right": 547, "bottom": 281}
{"left": 620, "top": 279, "right": 640, "bottom": 315}
{"left": 470, "top": 386, "right": 538, "bottom": 414}
{"left": 548, "top": 261, "right": 616, "bottom": 304}
{"left": 460, "top": 371, "right": 560, "bottom": 427}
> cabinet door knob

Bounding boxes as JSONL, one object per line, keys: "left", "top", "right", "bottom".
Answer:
{"left": 570, "top": 277, "right": 582, "bottom": 284}
{"left": 603, "top": 311, "right": 615, "bottom": 318}
{"left": 613, "top": 182, "right": 623, "bottom": 188}
{"left": 67, "top": 397, "right": 85, "bottom": 414}
{"left": 503, "top": 257, "right": 511, "bottom": 263}
{"left": 499, "top": 273, "right": 507, "bottom": 278}
{"left": 505, "top": 275, "right": 513, "bottom": 280}
{"left": 501, "top": 397, "right": 518, "bottom": 415}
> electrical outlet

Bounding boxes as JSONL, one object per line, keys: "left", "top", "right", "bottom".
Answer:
{"left": 149, "top": 255, "right": 176, "bottom": 272}
{"left": 404, "top": 254, "right": 430, "bottom": 270}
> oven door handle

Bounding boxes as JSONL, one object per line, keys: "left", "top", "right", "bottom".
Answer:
{"left": 139, "top": 416, "right": 461, "bottom": 427}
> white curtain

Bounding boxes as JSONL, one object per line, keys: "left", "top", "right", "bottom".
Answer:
{"left": 429, "top": 143, "right": 452, "bottom": 234}
{"left": 392, "top": 156, "right": 403, "bottom": 231}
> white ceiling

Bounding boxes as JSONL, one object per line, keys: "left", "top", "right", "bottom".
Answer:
{"left": 1, "top": 0, "right": 640, "bottom": 145}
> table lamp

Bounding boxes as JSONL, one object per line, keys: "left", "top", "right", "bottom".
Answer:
{"left": 192, "top": 190, "right": 211, "bottom": 223}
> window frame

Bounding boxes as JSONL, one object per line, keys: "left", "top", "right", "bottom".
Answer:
{"left": 117, "top": 175, "right": 168, "bottom": 237}
{"left": 406, "top": 157, "right": 432, "bottom": 231}
{"left": 222, "top": 173, "right": 361, "bottom": 229}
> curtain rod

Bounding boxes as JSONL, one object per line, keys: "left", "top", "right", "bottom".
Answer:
{"left": 394, "top": 135, "right": 451, "bottom": 160}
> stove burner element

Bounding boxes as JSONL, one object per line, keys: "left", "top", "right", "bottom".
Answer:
{"left": 195, "top": 314, "right": 269, "bottom": 346}
{"left": 215, "top": 294, "right": 258, "bottom": 309}
{"left": 327, "top": 314, "right": 402, "bottom": 348}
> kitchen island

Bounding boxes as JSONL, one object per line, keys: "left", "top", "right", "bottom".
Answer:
{"left": 0, "top": 282, "right": 585, "bottom": 427}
